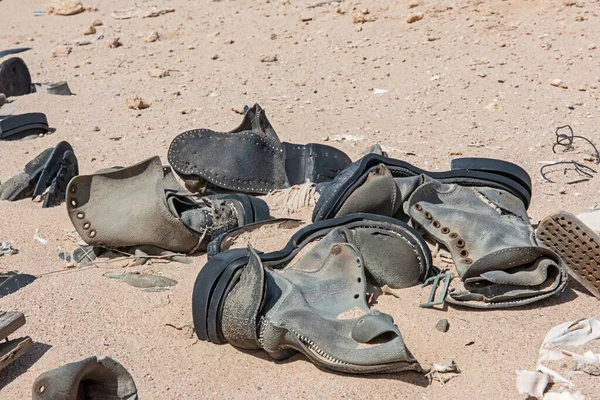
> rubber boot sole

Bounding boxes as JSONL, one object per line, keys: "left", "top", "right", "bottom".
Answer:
{"left": 0, "top": 57, "right": 32, "bottom": 98}
{"left": 168, "top": 129, "right": 351, "bottom": 194}
{"left": 536, "top": 211, "right": 600, "bottom": 299}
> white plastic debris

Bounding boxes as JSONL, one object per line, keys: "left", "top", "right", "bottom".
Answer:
{"left": 516, "top": 318, "right": 600, "bottom": 399}
{"left": 324, "top": 134, "right": 365, "bottom": 142}
{"left": 426, "top": 360, "right": 460, "bottom": 385}
{"left": 372, "top": 88, "right": 388, "bottom": 94}
{"left": 0, "top": 241, "right": 18, "bottom": 256}
{"left": 33, "top": 229, "right": 48, "bottom": 245}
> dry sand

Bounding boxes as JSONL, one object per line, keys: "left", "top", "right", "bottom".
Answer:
{"left": 1, "top": 0, "right": 600, "bottom": 398}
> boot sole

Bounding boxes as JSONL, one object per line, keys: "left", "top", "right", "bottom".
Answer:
{"left": 536, "top": 211, "right": 600, "bottom": 299}
{"left": 313, "top": 154, "right": 532, "bottom": 221}
{"left": 0, "top": 112, "right": 49, "bottom": 140}
{"left": 168, "top": 129, "right": 351, "bottom": 194}
{"left": 192, "top": 213, "right": 433, "bottom": 344}
{"left": 0, "top": 57, "right": 32, "bottom": 98}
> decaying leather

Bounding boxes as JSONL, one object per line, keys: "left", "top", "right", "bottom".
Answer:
{"left": 333, "top": 164, "right": 567, "bottom": 308}
{"left": 220, "top": 222, "right": 430, "bottom": 374}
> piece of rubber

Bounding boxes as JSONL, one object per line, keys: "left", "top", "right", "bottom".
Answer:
{"left": 0, "top": 57, "right": 32, "bottom": 97}
{"left": 451, "top": 157, "right": 532, "bottom": 195}
{"left": 312, "top": 154, "right": 532, "bottom": 221}
{"left": 0, "top": 273, "right": 37, "bottom": 298}
{"left": 536, "top": 211, "right": 600, "bottom": 299}
{"left": 0, "top": 112, "right": 49, "bottom": 140}
{"left": 168, "top": 129, "right": 351, "bottom": 194}
{"left": 193, "top": 213, "right": 433, "bottom": 344}
{"left": 0, "top": 48, "right": 31, "bottom": 59}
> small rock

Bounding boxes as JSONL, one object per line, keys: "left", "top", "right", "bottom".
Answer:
{"left": 92, "top": 126, "right": 100, "bottom": 132}
{"left": 108, "top": 37, "right": 122, "bottom": 48}
{"left": 224, "top": 39, "right": 234, "bottom": 44}
{"left": 148, "top": 69, "right": 169, "bottom": 78}
{"left": 82, "top": 25, "right": 96, "bottom": 35}
{"left": 484, "top": 102, "right": 502, "bottom": 111}
{"left": 408, "top": 1, "right": 420, "bottom": 8}
{"left": 232, "top": 107, "right": 244, "bottom": 115}
{"left": 435, "top": 319, "right": 450, "bottom": 333}
{"left": 406, "top": 13, "right": 423, "bottom": 23}
{"left": 589, "top": 44, "right": 597, "bottom": 50}
{"left": 260, "top": 54, "right": 278, "bottom": 63}
{"left": 300, "top": 16, "right": 313, "bottom": 22}
{"left": 91, "top": 19, "right": 103, "bottom": 26}
{"left": 360, "top": 8, "right": 369, "bottom": 15}
{"left": 179, "top": 108, "right": 192, "bottom": 115}
{"left": 51, "top": 46, "right": 72, "bottom": 58}
{"left": 551, "top": 78, "right": 563, "bottom": 87}
{"left": 126, "top": 95, "right": 150, "bottom": 110}
{"left": 145, "top": 31, "right": 159, "bottom": 43}
{"left": 353, "top": 14, "right": 376, "bottom": 24}
{"left": 428, "top": 36, "right": 440, "bottom": 41}
{"left": 48, "top": 0, "right": 85, "bottom": 16}
{"left": 211, "top": 54, "right": 219, "bottom": 60}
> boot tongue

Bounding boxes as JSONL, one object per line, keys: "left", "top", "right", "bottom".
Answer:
{"left": 221, "top": 246, "right": 265, "bottom": 349}
{"left": 251, "top": 104, "right": 282, "bottom": 147}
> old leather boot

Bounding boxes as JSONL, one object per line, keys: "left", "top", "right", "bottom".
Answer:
{"left": 0, "top": 141, "right": 78, "bottom": 207}
{"left": 168, "top": 103, "right": 352, "bottom": 195}
{"left": 315, "top": 160, "right": 566, "bottom": 308}
{"left": 32, "top": 356, "right": 138, "bottom": 400}
{"left": 193, "top": 214, "right": 432, "bottom": 374}
{"left": 66, "top": 156, "right": 270, "bottom": 254}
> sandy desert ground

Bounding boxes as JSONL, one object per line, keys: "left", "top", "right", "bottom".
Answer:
{"left": 1, "top": 0, "right": 600, "bottom": 398}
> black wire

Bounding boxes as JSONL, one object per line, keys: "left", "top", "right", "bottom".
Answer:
{"left": 552, "top": 125, "right": 600, "bottom": 165}
{"left": 540, "top": 160, "right": 597, "bottom": 184}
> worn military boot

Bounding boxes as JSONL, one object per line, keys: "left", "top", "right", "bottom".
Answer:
{"left": 0, "top": 141, "right": 78, "bottom": 207}
{"left": 66, "top": 156, "right": 270, "bottom": 254}
{"left": 312, "top": 156, "right": 567, "bottom": 308}
{"left": 193, "top": 214, "right": 432, "bottom": 374}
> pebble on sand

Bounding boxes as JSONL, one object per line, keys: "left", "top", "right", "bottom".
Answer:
{"left": 48, "top": 0, "right": 85, "bottom": 16}
{"left": 91, "top": 19, "right": 103, "bottom": 26}
{"left": 108, "top": 37, "right": 122, "bottom": 48}
{"left": 145, "top": 31, "right": 159, "bottom": 43}
{"left": 407, "top": 13, "right": 424, "bottom": 23}
{"left": 260, "top": 54, "right": 278, "bottom": 63}
{"left": 126, "top": 96, "right": 150, "bottom": 110}
{"left": 435, "top": 319, "right": 450, "bottom": 333}
{"left": 551, "top": 79, "right": 568, "bottom": 89}
{"left": 83, "top": 25, "right": 96, "bottom": 35}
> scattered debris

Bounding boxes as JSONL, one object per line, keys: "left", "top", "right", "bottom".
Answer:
{"left": 82, "top": 25, "right": 96, "bottom": 35}
{"left": 126, "top": 96, "right": 150, "bottom": 110}
{"left": 148, "top": 69, "right": 169, "bottom": 78}
{"left": 307, "top": 0, "right": 341, "bottom": 9}
{"left": 111, "top": 5, "right": 175, "bottom": 20}
{"left": 353, "top": 14, "right": 377, "bottom": 24}
{"left": 381, "top": 285, "right": 401, "bottom": 298}
{"left": 145, "top": 31, "right": 159, "bottom": 43}
{"left": 33, "top": 229, "right": 48, "bottom": 245}
{"left": 108, "top": 37, "right": 122, "bottom": 48}
{"left": 300, "top": 16, "right": 313, "bottom": 22}
{"left": 0, "top": 311, "right": 33, "bottom": 373}
{"left": 551, "top": 79, "right": 568, "bottom": 89}
{"left": 435, "top": 319, "right": 450, "bottom": 333}
{"left": 426, "top": 360, "right": 460, "bottom": 385}
{"left": 231, "top": 107, "right": 244, "bottom": 115}
{"left": 325, "top": 134, "right": 365, "bottom": 142}
{"left": 48, "top": 0, "right": 85, "bottom": 16}
{"left": 260, "top": 54, "right": 278, "bottom": 63}
{"left": 1, "top": 273, "right": 37, "bottom": 297}
{"left": 0, "top": 242, "right": 18, "bottom": 256}
{"left": 406, "top": 13, "right": 424, "bottom": 23}
{"left": 51, "top": 46, "right": 72, "bottom": 58}
{"left": 91, "top": 19, "right": 102, "bottom": 26}
{"left": 373, "top": 88, "right": 388, "bottom": 94}
{"left": 516, "top": 318, "right": 600, "bottom": 398}
{"left": 104, "top": 273, "right": 178, "bottom": 289}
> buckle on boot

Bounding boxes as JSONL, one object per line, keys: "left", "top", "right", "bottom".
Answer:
{"left": 420, "top": 273, "right": 453, "bottom": 308}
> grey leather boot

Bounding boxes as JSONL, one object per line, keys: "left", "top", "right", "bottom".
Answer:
{"left": 320, "top": 163, "right": 567, "bottom": 308}
{"left": 32, "top": 356, "right": 138, "bottom": 400}
{"left": 66, "top": 156, "right": 270, "bottom": 254}
{"left": 194, "top": 214, "right": 432, "bottom": 374}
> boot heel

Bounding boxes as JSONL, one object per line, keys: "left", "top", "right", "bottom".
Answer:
{"left": 283, "top": 142, "right": 352, "bottom": 186}
{"left": 451, "top": 157, "right": 532, "bottom": 195}
{"left": 536, "top": 211, "right": 600, "bottom": 299}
